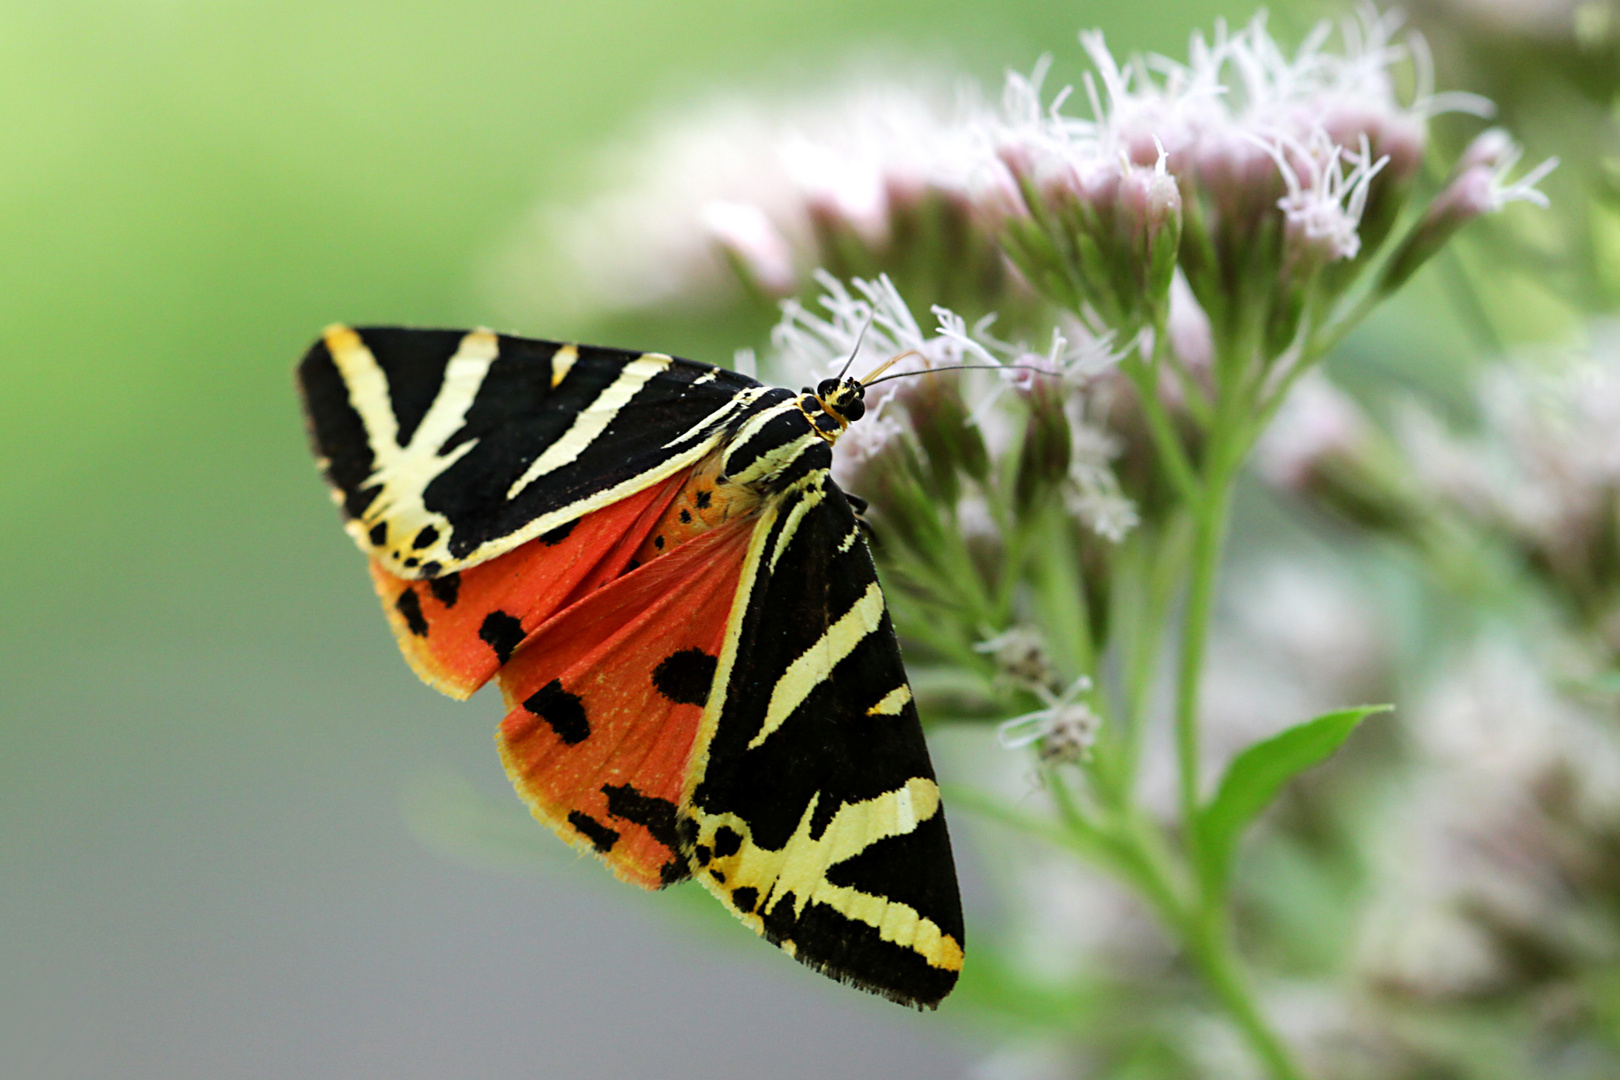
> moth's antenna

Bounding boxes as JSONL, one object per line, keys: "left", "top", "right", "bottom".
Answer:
{"left": 835, "top": 310, "right": 878, "bottom": 382}
{"left": 858, "top": 349, "right": 922, "bottom": 385}
{"left": 862, "top": 363, "right": 1057, "bottom": 387}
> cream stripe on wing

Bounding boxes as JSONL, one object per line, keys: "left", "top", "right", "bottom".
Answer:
{"left": 866, "top": 685, "right": 911, "bottom": 716}
{"left": 660, "top": 386, "right": 768, "bottom": 450}
{"left": 506, "top": 353, "right": 672, "bottom": 500}
{"left": 747, "top": 581, "right": 886, "bottom": 750}
{"left": 407, "top": 330, "right": 502, "bottom": 463}
{"left": 328, "top": 327, "right": 497, "bottom": 562}
{"left": 326, "top": 325, "right": 399, "bottom": 458}
{"left": 693, "top": 779, "right": 964, "bottom": 971}
{"left": 549, "top": 344, "right": 577, "bottom": 388}
{"left": 767, "top": 477, "right": 825, "bottom": 572}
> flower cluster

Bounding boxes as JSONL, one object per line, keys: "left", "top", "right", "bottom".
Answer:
{"left": 983, "top": 7, "right": 1553, "bottom": 368}
{"left": 764, "top": 272, "right": 1131, "bottom": 543}
{"left": 1260, "top": 327, "right": 1620, "bottom": 657}
{"left": 491, "top": 78, "right": 1022, "bottom": 323}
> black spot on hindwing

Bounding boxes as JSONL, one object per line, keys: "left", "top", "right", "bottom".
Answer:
{"left": 539, "top": 519, "right": 575, "bottom": 546}
{"left": 369, "top": 522, "right": 388, "bottom": 546}
{"left": 652, "top": 648, "right": 718, "bottom": 707}
{"left": 602, "top": 784, "right": 681, "bottom": 852}
{"left": 731, "top": 886, "right": 759, "bottom": 913}
{"left": 566, "top": 810, "right": 619, "bottom": 853}
{"left": 601, "top": 782, "right": 691, "bottom": 885}
{"left": 478, "top": 611, "right": 524, "bottom": 664}
{"left": 427, "top": 572, "right": 460, "bottom": 608}
{"left": 522, "top": 679, "right": 590, "bottom": 745}
{"left": 412, "top": 524, "right": 439, "bottom": 549}
{"left": 395, "top": 589, "right": 429, "bottom": 637}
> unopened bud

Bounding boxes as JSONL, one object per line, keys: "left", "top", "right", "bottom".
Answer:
{"left": 1378, "top": 138, "right": 1555, "bottom": 296}
{"left": 1457, "top": 128, "right": 1518, "bottom": 174}
{"left": 1117, "top": 154, "right": 1184, "bottom": 316}
{"left": 1014, "top": 377, "right": 1073, "bottom": 512}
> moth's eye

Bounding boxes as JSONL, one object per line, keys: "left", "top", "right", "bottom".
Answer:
{"left": 841, "top": 397, "right": 865, "bottom": 422}
{"left": 816, "top": 378, "right": 839, "bottom": 399}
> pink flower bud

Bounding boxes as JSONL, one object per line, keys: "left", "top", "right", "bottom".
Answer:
{"left": 700, "top": 201, "right": 798, "bottom": 295}
{"left": 1457, "top": 128, "right": 1518, "bottom": 173}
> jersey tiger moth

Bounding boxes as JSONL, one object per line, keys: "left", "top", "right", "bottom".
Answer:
{"left": 298, "top": 325, "right": 964, "bottom": 1007}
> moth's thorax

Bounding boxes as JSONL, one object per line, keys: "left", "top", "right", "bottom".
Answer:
{"left": 632, "top": 452, "right": 761, "bottom": 565}
{"left": 715, "top": 389, "right": 835, "bottom": 492}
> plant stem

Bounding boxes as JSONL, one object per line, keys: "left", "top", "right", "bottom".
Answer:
{"left": 1164, "top": 405, "right": 1308, "bottom": 1078}
{"left": 1173, "top": 466, "right": 1234, "bottom": 827}
{"left": 1187, "top": 908, "right": 1308, "bottom": 1080}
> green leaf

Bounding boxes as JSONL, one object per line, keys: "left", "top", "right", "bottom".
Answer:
{"left": 1195, "top": 705, "right": 1390, "bottom": 891}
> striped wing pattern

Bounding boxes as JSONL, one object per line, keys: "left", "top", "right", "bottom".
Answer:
{"left": 298, "top": 326, "right": 963, "bottom": 1008}
{"left": 298, "top": 325, "right": 770, "bottom": 577}
{"left": 685, "top": 477, "right": 964, "bottom": 1006}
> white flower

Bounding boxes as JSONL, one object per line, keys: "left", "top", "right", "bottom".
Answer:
{"left": 974, "top": 625, "right": 1055, "bottom": 689}
{"left": 767, "top": 272, "right": 956, "bottom": 483}
{"left": 1263, "top": 129, "right": 1388, "bottom": 262}
{"left": 771, "top": 271, "right": 949, "bottom": 388}
{"left": 997, "top": 676, "right": 1101, "bottom": 764}
{"left": 1396, "top": 326, "right": 1620, "bottom": 563}
{"left": 1356, "top": 637, "right": 1620, "bottom": 1000}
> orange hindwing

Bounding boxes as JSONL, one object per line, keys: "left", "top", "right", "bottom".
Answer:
{"left": 494, "top": 515, "right": 754, "bottom": 889}
{"left": 367, "top": 471, "right": 688, "bottom": 699}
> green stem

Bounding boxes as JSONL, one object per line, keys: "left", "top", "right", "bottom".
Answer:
{"left": 1174, "top": 469, "right": 1234, "bottom": 828}
{"left": 1187, "top": 908, "right": 1308, "bottom": 1080}
{"left": 1123, "top": 346, "right": 1202, "bottom": 505}
{"left": 1121, "top": 512, "right": 1193, "bottom": 782}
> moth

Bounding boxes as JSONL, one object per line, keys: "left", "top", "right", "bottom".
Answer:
{"left": 298, "top": 325, "right": 964, "bottom": 1007}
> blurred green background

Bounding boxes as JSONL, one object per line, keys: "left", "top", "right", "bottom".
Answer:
{"left": 0, "top": 1, "right": 1306, "bottom": 1077}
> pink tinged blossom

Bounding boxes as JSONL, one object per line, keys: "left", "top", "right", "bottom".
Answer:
{"left": 1262, "top": 129, "right": 1388, "bottom": 264}
{"left": 1378, "top": 133, "right": 1557, "bottom": 294}
{"left": 779, "top": 136, "right": 890, "bottom": 245}
{"left": 767, "top": 272, "right": 954, "bottom": 486}
{"left": 700, "top": 200, "right": 798, "bottom": 295}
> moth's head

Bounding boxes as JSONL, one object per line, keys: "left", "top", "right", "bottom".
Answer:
{"left": 814, "top": 376, "right": 867, "bottom": 426}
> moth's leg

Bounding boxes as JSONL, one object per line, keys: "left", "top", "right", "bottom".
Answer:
{"left": 846, "top": 493, "right": 881, "bottom": 549}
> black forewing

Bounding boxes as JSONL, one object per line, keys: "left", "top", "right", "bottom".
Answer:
{"left": 693, "top": 480, "right": 965, "bottom": 1006}
{"left": 297, "top": 326, "right": 769, "bottom": 570}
